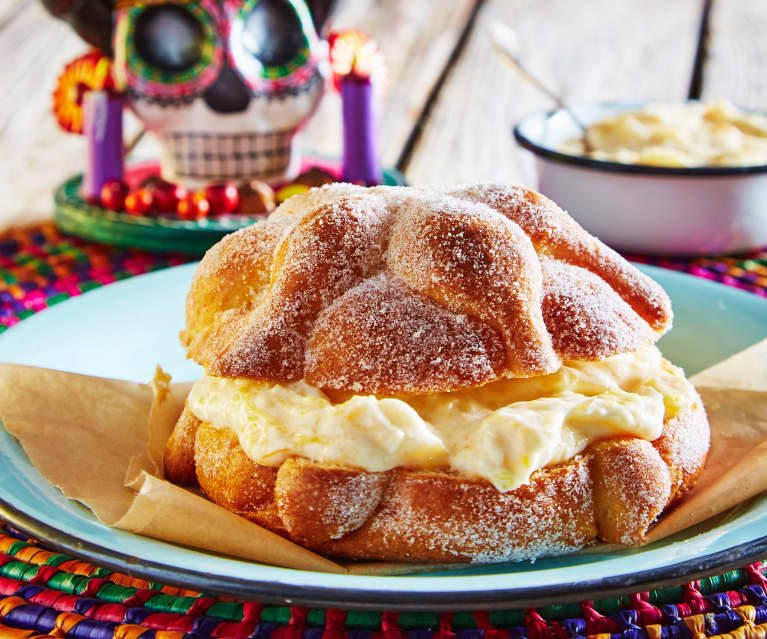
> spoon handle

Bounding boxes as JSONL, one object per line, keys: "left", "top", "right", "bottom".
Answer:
{"left": 489, "top": 21, "right": 591, "bottom": 139}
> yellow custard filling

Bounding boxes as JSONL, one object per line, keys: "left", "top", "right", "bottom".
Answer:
{"left": 187, "top": 346, "right": 696, "bottom": 492}
{"left": 561, "top": 100, "right": 767, "bottom": 167}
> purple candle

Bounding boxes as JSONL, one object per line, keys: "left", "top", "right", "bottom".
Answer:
{"left": 341, "top": 77, "right": 380, "bottom": 185}
{"left": 82, "top": 91, "right": 124, "bottom": 201}
{"left": 331, "top": 30, "right": 385, "bottom": 185}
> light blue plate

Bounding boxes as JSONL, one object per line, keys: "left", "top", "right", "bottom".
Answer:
{"left": 0, "top": 263, "right": 766, "bottom": 610}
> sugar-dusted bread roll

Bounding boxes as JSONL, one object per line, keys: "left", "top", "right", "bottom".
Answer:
{"left": 165, "top": 183, "right": 708, "bottom": 563}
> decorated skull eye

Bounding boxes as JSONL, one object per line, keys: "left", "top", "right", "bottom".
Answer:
{"left": 134, "top": 5, "right": 204, "bottom": 72}
{"left": 241, "top": 0, "right": 305, "bottom": 67}
{"left": 228, "top": 0, "right": 322, "bottom": 95}
{"left": 114, "top": 0, "right": 224, "bottom": 102}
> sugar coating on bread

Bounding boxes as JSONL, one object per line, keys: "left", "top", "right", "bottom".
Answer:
{"left": 387, "top": 191, "right": 557, "bottom": 378}
{"left": 323, "top": 459, "right": 595, "bottom": 562}
{"left": 447, "top": 184, "right": 671, "bottom": 330}
{"left": 541, "top": 258, "right": 656, "bottom": 359}
{"left": 307, "top": 273, "right": 504, "bottom": 393}
{"left": 183, "top": 183, "right": 673, "bottom": 394}
{"left": 170, "top": 398, "right": 708, "bottom": 562}
{"left": 169, "top": 183, "right": 708, "bottom": 563}
{"left": 651, "top": 396, "right": 711, "bottom": 501}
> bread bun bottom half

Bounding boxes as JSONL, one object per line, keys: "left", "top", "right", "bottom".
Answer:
{"left": 164, "top": 392, "right": 709, "bottom": 563}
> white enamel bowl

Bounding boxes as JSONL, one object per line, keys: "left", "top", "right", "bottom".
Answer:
{"left": 514, "top": 102, "right": 767, "bottom": 255}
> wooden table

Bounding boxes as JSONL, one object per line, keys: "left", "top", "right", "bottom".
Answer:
{"left": 0, "top": 0, "right": 765, "bottom": 229}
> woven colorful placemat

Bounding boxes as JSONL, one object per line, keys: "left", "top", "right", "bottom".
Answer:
{"left": 0, "top": 523, "right": 767, "bottom": 639}
{"left": 0, "top": 222, "right": 765, "bottom": 333}
{"left": 1, "top": 222, "right": 767, "bottom": 638}
{"left": 0, "top": 223, "right": 192, "bottom": 333}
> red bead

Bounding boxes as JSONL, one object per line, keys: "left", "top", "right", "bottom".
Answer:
{"left": 124, "top": 188, "right": 153, "bottom": 215}
{"left": 174, "top": 184, "right": 189, "bottom": 201}
{"left": 177, "top": 194, "right": 210, "bottom": 220}
{"left": 99, "top": 180, "right": 129, "bottom": 210}
{"left": 205, "top": 184, "right": 240, "bottom": 214}
{"left": 176, "top": 196, "right": 197, "bottom": 220}
{"left": 150, "top": 180, "right": 181, "bottom": 213}
{"left": 195, "top": 196, "right": 212, "bottom": 218}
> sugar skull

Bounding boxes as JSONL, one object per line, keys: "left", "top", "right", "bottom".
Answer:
{"left": 42, "top": 0, "right": 332, "bottom": 187}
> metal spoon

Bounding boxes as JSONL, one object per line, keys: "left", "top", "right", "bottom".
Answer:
{"left": 489, "top": 20, "right": 592, "bottom": 151}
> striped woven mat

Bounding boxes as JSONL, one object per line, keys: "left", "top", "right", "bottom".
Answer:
{"left": 1, "top": 222, "right": 767, "bottom": 638}
{"left": 0, "top": 522, "right": 766, "bottom": 638}
{"left": 1, "top": 223, "right": 765, "bottom": 332}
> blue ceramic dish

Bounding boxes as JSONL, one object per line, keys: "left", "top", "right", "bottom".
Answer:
{"left": 0, "top": 264, "right": 765, "bottom": 609}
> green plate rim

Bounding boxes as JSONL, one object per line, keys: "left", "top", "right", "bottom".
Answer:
{"left": 53, "top": 168, "right": 407, "bottom": 255}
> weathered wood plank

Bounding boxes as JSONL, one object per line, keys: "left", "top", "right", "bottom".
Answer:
{"left": 701, "top": 0, "right": 767, "bottom": 109}
{"left": 405, "top": 0, "right": 702, "bottom": 186}
{"left": 303, "top": 0, "right": 479, "bottom": 167}
{"left": 0, "top": 0, "right": 25, "bottom": 33}
{"left": 0, "top": 2, "right": 86, "bottom": 229}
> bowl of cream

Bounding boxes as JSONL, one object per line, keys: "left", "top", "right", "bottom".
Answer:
{"left": 513, "top": 100, "right": 767, "bottom": 255}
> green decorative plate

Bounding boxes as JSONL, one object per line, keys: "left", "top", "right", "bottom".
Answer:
{"left": 54, "top": 163, "right": 406, "bottom": 255}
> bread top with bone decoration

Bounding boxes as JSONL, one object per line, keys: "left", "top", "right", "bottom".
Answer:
{"left": 181, "top": 183, "right": 671, "bottom": 395}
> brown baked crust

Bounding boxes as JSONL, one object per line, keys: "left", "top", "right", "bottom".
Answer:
{"left": 165, "top": 396, "right": 709, "bottom": 562}
{"left": 170, "top": 183, "right": 705, "bottom": 562}
{"left": 181, "top": 184, "right": 672, "bottom": 395}
{"left": 162, "top": 405, "right": 200, "bottom": 486}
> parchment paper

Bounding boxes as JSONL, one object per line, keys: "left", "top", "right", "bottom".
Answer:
{"left": 0, "top": 363, "right": 343, "bottom": 574}
{"left": 645, "top": 338, "right": 767, "bottom": 542}
{"left": 0, "top": 338, "right": 766, "bottom": 574}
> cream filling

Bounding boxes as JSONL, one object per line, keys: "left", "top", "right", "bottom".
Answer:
{"left": 561, "top": 100, "right": 767, "bottom": 167}
{"left": 187, "top": 346, "right": 696, "bottom": 492}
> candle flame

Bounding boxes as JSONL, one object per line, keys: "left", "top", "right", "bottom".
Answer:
{"left": 329, "top": 30, "right": 385, "bottom": 88}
